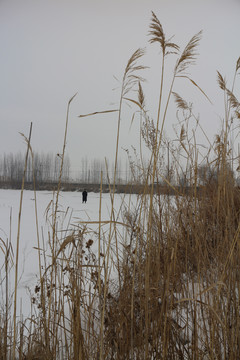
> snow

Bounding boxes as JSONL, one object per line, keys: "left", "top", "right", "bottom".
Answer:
{"left": 0, "top": 189, "right": 138, "bottom": 319}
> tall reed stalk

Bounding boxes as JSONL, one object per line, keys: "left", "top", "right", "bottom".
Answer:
{"left": 13, "top": 122, "right": 32, "bottom": 359}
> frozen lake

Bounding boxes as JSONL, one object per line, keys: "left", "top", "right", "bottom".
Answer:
{"left": 0, "top": 189, "right": 138, "bottom": 318}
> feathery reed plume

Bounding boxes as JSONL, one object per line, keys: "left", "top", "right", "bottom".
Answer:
{"left": 172, "top": 91, "right": 189, "bottom": 110}
{"left": 122, "top": 80, "right": 146, "bottom": 115}
{"left": 180, "top": 125, "right": 187, "bottom": 142}
{"left": 79, "top": 51, "right": 146, "bottom": 119}
{"left": 149, "top": 11, "right": 179, "bottom": 55}
{"left": 226, "top": 88, "right": 240, "bottom": 110}
{"left": 122, "top": 48, "right": 146, "bottom": 97}
{"left": 147, "top": 12, "right": 179, "bottom": 190}
{"left": 236, "top": 56, "right": 240, "bottom": 72}
{"left": 224, "top": 56, "right": 240, "bottom": 122}
{"left": 138, "top": 81, "right": 145, "bottom": 108}
{"left": 175, "top": 30, "right": 202, "bottom": 74}
{"left": 217, "top": 71, "right": 226, "bottom": 90}
{"left": 149, "top": 11, "right": 165, "bottom": 47}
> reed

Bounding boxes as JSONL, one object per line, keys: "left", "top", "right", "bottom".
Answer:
{"left": 13, "top": 122, "right": 32, "bottom": 359}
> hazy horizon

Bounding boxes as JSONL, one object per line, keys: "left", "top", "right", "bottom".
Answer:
{"left": 1, "top": 0, "right": 240, "bottom": 173}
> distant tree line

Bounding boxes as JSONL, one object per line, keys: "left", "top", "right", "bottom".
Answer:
{"left": 0, "top": 152, "right": 70, "bottom": 185}
{"left": 0, "top": 152, "right": 133, "bottom": 186}
{"left": 77, "top": 157, "right": 131, "bottom": 184}
{"left": 2, "top": 151, "right": 233, "bottom": 188}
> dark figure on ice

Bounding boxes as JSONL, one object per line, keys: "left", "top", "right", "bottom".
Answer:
{"left": 82, "top": 190, "right": 87, "bottom": 203}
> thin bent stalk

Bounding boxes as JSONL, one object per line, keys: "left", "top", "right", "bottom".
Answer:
{"left": 47, "top": 93, "right": 77, "bottom": 353}
{"left": 32, "top": 147, "right": 49, "bottom": 352}
{"left": 4, "top": 209, "right": 12, "bottom": 360}
{"left": 144, "top": 54, "right": 166, "bottom": 356}
{"left": 98, "top": 171, "right": 103, "bottom": 295}
{"left": 13, "top": 122, "right": 32, "bottom": 360}
{"left": 99, "top": 93, "right": 123, "bottom": 360}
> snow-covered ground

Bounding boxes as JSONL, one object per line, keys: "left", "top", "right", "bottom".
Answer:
{"left": 0, "top": 189, "right": 138, "bottom": 318}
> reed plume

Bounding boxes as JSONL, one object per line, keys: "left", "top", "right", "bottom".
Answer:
{"left": 138, "top": 81, "right": 145, "bottom": 108}
{"left": 122, "top": 48, "right": 146, "bottom": 97}
{"left": 217, "top": 70, "right": 226, "bottom": 90}
{"left": 236, "top": 56, "right": 240, "bottom": 72}
{"left": 172, "top": 91, "right": 189, "bottom": 110}
{"left": 149, "top": 11, "right": 179, "bottom": 55}
{"left": 175, "top": 30, "right": 202, "bottom": 74}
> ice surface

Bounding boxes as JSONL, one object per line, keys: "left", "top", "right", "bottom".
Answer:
{"left": 0, "top": 189, "right": 137, "bottom": 318}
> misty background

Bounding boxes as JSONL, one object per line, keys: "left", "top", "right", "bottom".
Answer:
{"left": 1, "top": 0, "right": 240, "bottom": 180}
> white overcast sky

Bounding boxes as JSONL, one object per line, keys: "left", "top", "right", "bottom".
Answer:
{"left": 1, "top": 0, "right": 240, "bottom": 172}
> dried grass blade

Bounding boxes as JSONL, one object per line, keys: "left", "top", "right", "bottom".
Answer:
{"left": 176, "top": 75, "right": 213, "bottom": 104}
{"left": 55, "top": 235, "right": 75, "bottom": 258}
{"left": 77, "top": 220, "right": 132, "bottom": 228}
{"left": 129, "top": 112, "right": 135, "bottom": 131}
{"left": 123, "top": 97, "right": 145, "bottom": 111}
{"left": 78, "top": 109, "right": 119, "bottom": 118}
{"left": 226, "top": 88, "right": 240, "bottom": 109}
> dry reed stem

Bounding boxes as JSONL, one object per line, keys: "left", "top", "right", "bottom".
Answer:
{"left": 13, "top": 122, "right": 32, "bottom": 359}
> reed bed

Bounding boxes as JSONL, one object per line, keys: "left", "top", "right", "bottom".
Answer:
{"left": 1, "top": 11, "right": 240, "bottom": 359}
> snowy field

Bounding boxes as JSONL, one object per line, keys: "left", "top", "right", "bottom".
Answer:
{"left": 0, "top": 189, "right": 138, "bottom": 318}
